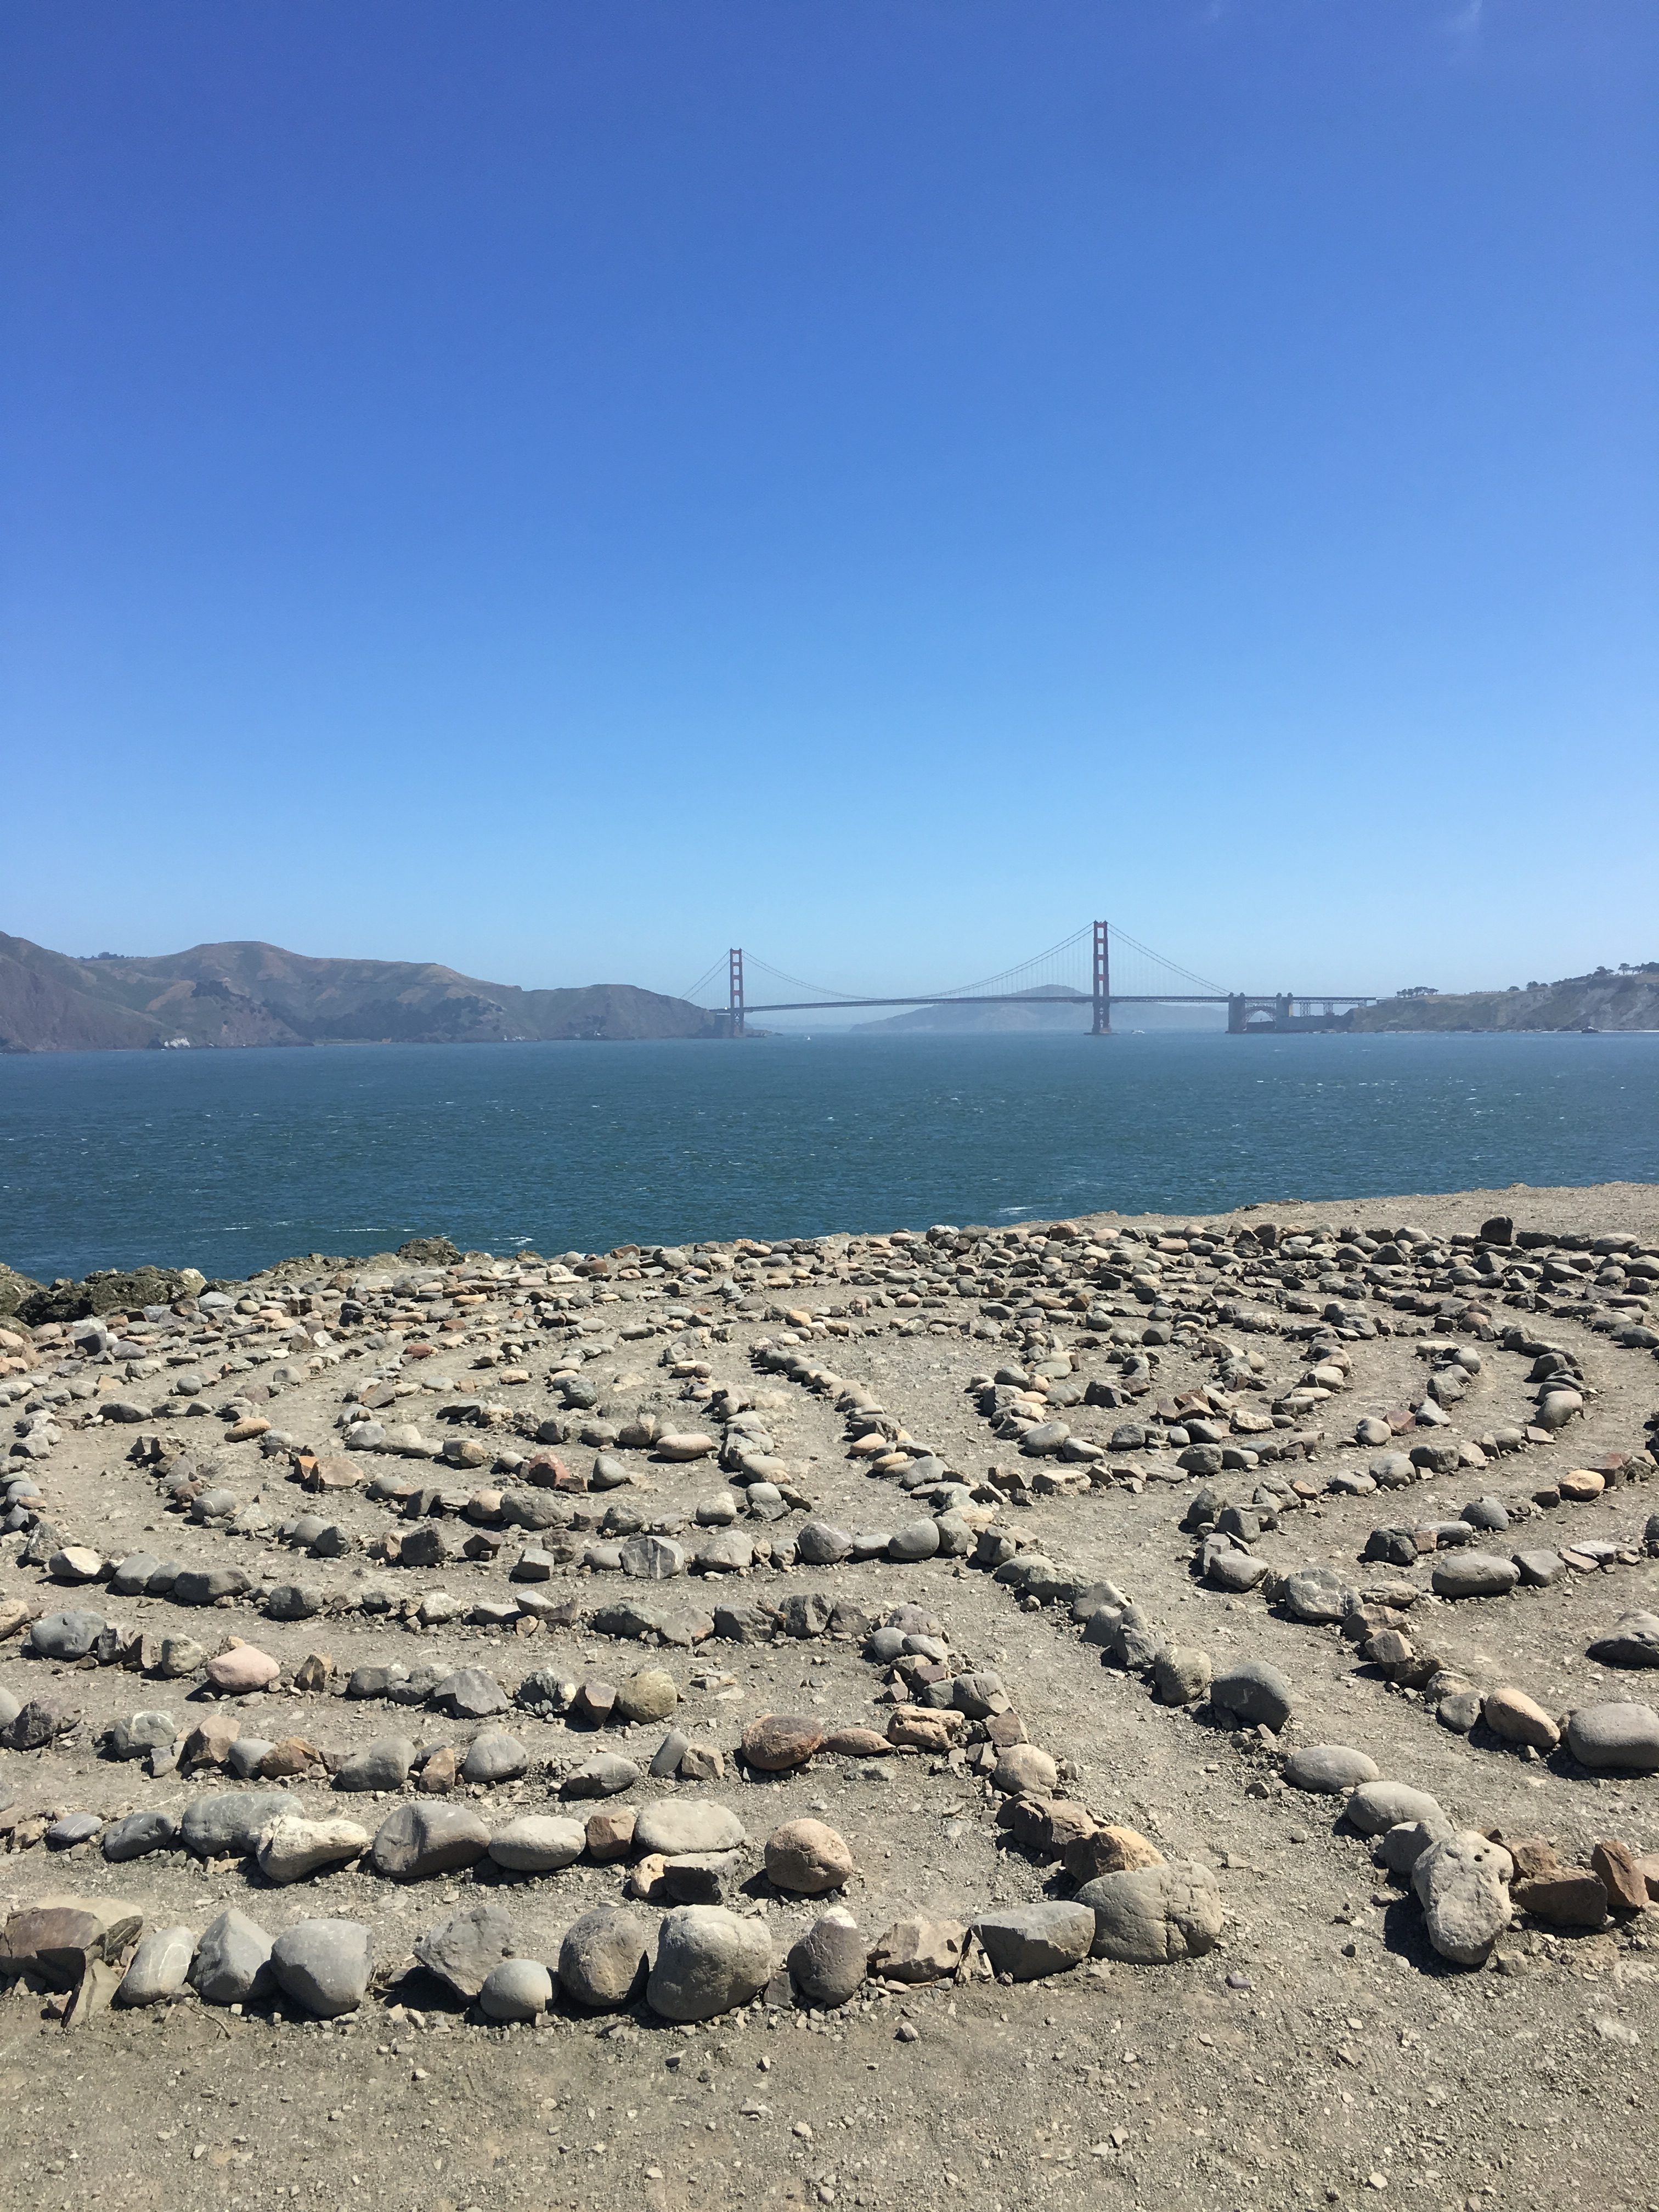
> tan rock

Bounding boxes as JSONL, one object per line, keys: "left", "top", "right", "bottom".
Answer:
{"left": 1591, "top": 1839, "right": 1649, "bottom": 1915}
{"left": 226, "top": 1416, "right": 270, "bottom": 1442}
{"left": 822, "top": 1726, "right": 891, "bottom": 1758}
{"left": 1482, "top": 1685, "right": 1561, "bottom": 1753}
{"left": 293, "top": 1652, "right": 334, "bottom": 1694}
{"left": 417, "top": 1745, "right": 458, "bottom": 1795}
{"left": 869, "top": 1914, "right": 966, "bottom": 1984}
{"left": 1063, "top": 1825, "right": 1166, "bottom": 1883}
{"left": 585, "top": 1808, "right": 636, "bottom": 1862}
{"left": 628, "top": 1852, "right": 669, "bottom": 1901}
{"left": 205, "top": 1644, "right": 281, "bottom": 1695}
{"left": 0, "top": 1896, "right": 144, "bottom": 1991}
{"left": 258, "top": 1736, "right": 322, "bottom": 1779}
{"left": 1558, "top": 1469, "right": 1606, "bottom": 1501}
{"left": 765, "top": 1819, "right": 855, "bottom": 1895}
{"left": 180, "top": 1714, "right": 240, "bottom": 1769}
{"left": 884, "top": 1707, "right": 964, "bottom": 1754}
{"left": 742, "top": 1713, "right": 825, "bottom": 1770}
{"left": 1514, "top": 1871, "right": 1609, "bottom": 1927}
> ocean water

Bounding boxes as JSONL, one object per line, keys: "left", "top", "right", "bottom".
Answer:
{"left": 1, "top": 1031, "right": 1656, "bottom": 1284}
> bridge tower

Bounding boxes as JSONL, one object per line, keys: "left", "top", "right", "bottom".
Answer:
{"left": 1091, "top": 919, "right": 1111, "bottom": 1035}
{"left": 728, "top": 948, "right": 746, "bottom": 1039}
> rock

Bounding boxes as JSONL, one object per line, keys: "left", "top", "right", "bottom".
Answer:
{"left": 1431, "top": 1553, "right": 1519, "bottom": 1599}
{"left": 49, "top": 1546, "right": 104, "bottom": 1584}
{"left": 205, "top": 1645, "right": 281, "bottom": 1696}
{"left": 1211, "top": 1660, "right": 1294, "bottom": 1733}
{"left": 1378, "top": 1816, "right": 1457, "bottom": 1876}
{"left": 480, "top": 1957, "right": 554, "bottom": 2021}
{"left": 991, "top": 1745, "right": 1058, "bottom": 1797}
{"left": 741, "top": 1713, "right": 824, "bottom": 1770}
{"left": 1513, "top": 1549, "right": 1566, "bottom": 1587}
{"left": 0, "top": 1895, "right": 144, "bottom": 1988}
{"left": 107, "top": 1709, "right": 179, "bottom": 1761}
{"left": 1075, "top": 1862, "right": 1224, "bottom": 1963}
{"left": 1590, "top": 1839, "right": 1648, "bottom": 1915}
{"left": 227, "top": 1737, "right": 277, "bottom": 1780}
{"left": 1152, "top": 1646, "right": 1211, "bottom": 1706}
{"left": 29, "top": 1609, "right": 106, "bottom": 1661}
{"left": 45, "top": 1810, "right": 103, "bottom": 1850}
{"left": 950, "top": 1670, "right": 1009, "bottom": 1719}
{"left": 430, "top": 1667, "right": 507, "bottom": 1719}
{"left": 1566, "top": 1703, "right": 1659, "bottom": 1774}
{"left": 560, "top": 1908, "right": 652, "bottom": 2008}
{"left": 256, "top": 1814, "right": 370, "bottom": 1885}
{"left": 1482, "top": 1686, "right": 1561, "bottom": 1753}
{"left": 656, "top": 1432, "right": 715, "bottom": 1462}
{"left": 1062, "top": 1825, "right": 1164, "bottom": 1883}
{"left": 797, "top": 1522, "right": 855, "bottom": 1566}
{"left": 1282, "top": 1567, "right": 1352, "bottom": 1626}
{"left": 1587, "top": 1612, "right": 1659, "bottom": 1669}
{"left": 415, "top": 1901, "right": 516, "bottom": 1999}
{"left": 560, "top": 1752, "right": 640, "bottom": 1798}
{"left": 180, "top": 1791, "right": 301, "bottom": 1858}
{"left": 101, "top": 1809, "right": 180, "bottom": 1862}
{"left": 972, "top": 1901, "right": 1095, "bottom": 1980}
{"left": 116, "top": 1925, "right": 195, "bottom": 2007}
{"left": 370, "top": 1801, "right": 490, "bottom": 1880}
{"left": 584, "top": 1808, "right": 636, "bottom": 1861}
{"left": 888, "top": 1520, "right": 941, "bottom": 1562}
{"left": 635, "top": 1801, "right": 747, "bottom": 1857}
{"left": 615, "top": 1668, "right": 678, "bottom": 1723}
{"left": 788, "top": 1909, "right": 866, "bottom": 2008}
{"left": 1413, "top": 1833, "right": 1514, "bottom": 1965}
{"left": 172, "top": 1566, "right": 250, "bottom": 1605}
{"left": 462, "top": 1729, "right": 529, "bottom": 1785}
{"left": 152, "top": 1634, "right": 208, "bottom": 1679}
{"left": 189, "top": 1908, "right": 274, "bottom": 2005}
{"left": 334, "top": 1736, "right": 416, "bottom": 1792}
{"left": 647, "top": 1905, "right": 772, "bottom": 2022}
{"left": 1346, "top": 1781, "right": 1446, "bottom": 1836}
{"left": 868, "top": 1914, "right": 966, "bottom": 1983}
{"left": 487, "top": 1815, "right": 586, "bottom": 1874}
{"left": 1438, "top": 1690, "right": 1483, "bottom": 1734}
{"left": 650, "top": 1729, "right": 691, "bottom": 1778}
{"left": 1284, "top": 1745, "right": 1379, "bottom": 1794}
{"left": 1513, "top": 1871, "right": 1609, "bottom": 1927}
{"left": 179, "top": 1714, "right": 240, "bottom": 1770}
{"left": 264, "top": 1582, "right": 323, "bottom": 1622}
{"left": 662, "top": 1850, "right": 741, "bottom": 1905}
{"left": 620, "top": 1534, "right": 687, "bottom": 1579}
{"left": 1207, "top": 1548, "right": 1269, "bottom": 1592}
{"left": 270, "top": 1920, "right": 372, "bottom": 2017}
{"left": 765, "top": 1818, "right": 854, "bottom": 1894}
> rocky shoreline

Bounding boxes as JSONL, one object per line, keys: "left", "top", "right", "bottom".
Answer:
{"left": 3, "top": 1181, "right": 1658, "bottom": 2208}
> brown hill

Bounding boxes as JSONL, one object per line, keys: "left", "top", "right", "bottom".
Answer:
{"left": 0, "top": 932, "right": 726, "bottom": 1051}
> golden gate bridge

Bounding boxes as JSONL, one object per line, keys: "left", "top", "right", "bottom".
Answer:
{"left": 680, "top": 923, "right": 1374, "bottom": 1037}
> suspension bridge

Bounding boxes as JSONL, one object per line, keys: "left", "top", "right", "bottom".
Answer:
{"left": 680, "top": 923, "right": 1375, "bottom": 1037}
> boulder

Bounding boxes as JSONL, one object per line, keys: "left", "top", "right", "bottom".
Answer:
{"left": 479, "top": 1957, "right": 554, "bottom": 2022}
{"left": 867, "top": 1914, "right": 966, "bottom": 1984}
{"left": 1284, "top": 1745, "right": 1379, "bottom": 1795}
{"left": 634, "top": 1802, "right": 747, "bottom": 1857}
{"left": 1210, "top": 1660, "right": 1294, "bottom": 1733}
{"left": 970, "top": 1901, "right": 1094, "bottom": 1981}
{"left": 101, "top": 1809, "right": 180, "bottom": 1863}
{"left": 788, "top": 1910, "right": 866, "bottom": 2008}
{"left": 615, "top": 1668, "right": 679, "bottom": 1723}
{"left": 189, "top": 1908, "right": 273, "bottom": 2005}
{"left": 256, "top": 1814, "right": 370, "bottom": 1886}
{"left": 487, "top": 1815, "right": 586, "bottom": 1874}
{"left": 1566, "top": 1703, "right": 1659, "bottom": 1774}
{"left": 370, "top": 1801, "right": 490, "bottom": 1881}
{"left": 0, "top": 1895, "right": 144, "bottom": 1989}
{"left": 741, "top": 1713, "right": 823, "bottom": 1770}
{"left": 1345, "top": 1781, "right": 1446, "bottom": 1836}
{"left": 180, "top": 1791, "right": 301, "bottom": 1859}
{"left": 647, "top": 1905, "right": 772, "bottom": 2022}
{"left": 414, "top": 1901, "right": 516, "bottom": 2000}
{"left": 1074, "top": 1862, "right": 1223, "bottom": 1963}
{"left": 116, "top": 1925, "right": 195, "bottom": 2007}
{"left": 270, "top": 1920, "right": 371, "bottom": 2018}
{"left": 1481, "top": 1686, "right": 1560, "bottom": 1753}
{"left": 558, "top": 1908, "right": 652, "bottom": 2008}
{"left": 764, "top": 1818, "right": 854, "bottom": 1895}
{"left": 334, "top": 1736, "right": 416, "bottom": 1792}
{"left": 1431, "top": 1554, "right": 1519, "bottom": 1599}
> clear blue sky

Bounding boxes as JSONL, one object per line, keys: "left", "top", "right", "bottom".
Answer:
{"left": 4, "top": 1, "right": 1655, "bottom": 1006}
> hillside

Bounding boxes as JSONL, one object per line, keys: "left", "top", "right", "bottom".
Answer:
{"left": 0, "top": 932, "right": 726, "bottom": 1050}
{"left": 1352, "top": 964, "right": 1659, "bottom": 1034}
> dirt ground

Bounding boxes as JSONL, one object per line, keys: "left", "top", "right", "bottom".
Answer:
{"left": 2, "top": 1178, "right": 1657, "bottom": 2212}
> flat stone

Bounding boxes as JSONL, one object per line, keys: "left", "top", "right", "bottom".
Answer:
{"left": 1590, "top": 1839, "right": 1648, "bottom": 1915}
{"left": 189, "top": 1908, "right": 273, "bottom": 2005}
{"left": 1414, "top": 1833, "right": 1513, "bottom": 1965}
{"left": 1284, "top": 1745, "right": 1380, "bottom": 1794}
{"left": 1587, "top": 1612, "right": 1659, "bottom": 1669}
{"left": 270, "top": 1919, "right": 371, "bottom": 2017}
{"left": 116, "top": 1924, "right": 195, "bottom": 2007}
{"left": 172, "top": 1566, "right": 250, "bottom": 1605}
{"left": 559, "top": 1908, "right": 652, "bottom": 2008}
{"left": 487, "top": 1815, "right": 586, "bottom": 1874}
{"left": 635, "top": 1801, "right": 747, "bottom": 1857}
{"left": 559, "top": 1752, "right": 640, "bottom": 1798}
{"left": 430, "top": 1667, "right": 507, "bottom": 1719}
{"left": 1075, "top": 1861, "right": 1224, "bottom": 1963}
{"left": 1513, "top": 1870, "right": 1609, "bottom": 1927}
{"left": 1431, "top": 1553, "right": 1519, "bottom": 1599}
{"left": 1566, "top": 1703, "right": 1659, "bottom": 1774}
{"left": 371, "top": 1801, "right": 490, "bottom": 1880}
{"left": 647, "top": 1906, "right": 772, "bottom": 2022}
{"left": 971, "top": 1901, "right": 1095, "bottom": 1980}
{"left": 0, "top": 1895, "right": 144, "bottom": 1989}
{"left": 479, "top": 1957, "right": 554, "bottom": 2021}
{"left": 868, "top": 1914, "right": 966, "bottom": 1984}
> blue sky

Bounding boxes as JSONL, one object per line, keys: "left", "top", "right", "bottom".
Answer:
{"left": 4, "top": 1, "right": 1655, "bottom": 1008}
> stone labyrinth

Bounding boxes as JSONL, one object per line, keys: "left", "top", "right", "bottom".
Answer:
{"left": 2, "top": 1201, "right": 1657, "bottom": 2054}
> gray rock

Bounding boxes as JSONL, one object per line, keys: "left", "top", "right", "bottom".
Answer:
{"left": 29, "top": 1610, "right": 106, "bottom": 1661}
{"left": 1284, "top": 1745, "right": 1380, "bottom": 1793}
{"left": 1378, "top": 1815, "right": 1456, "bottom": 1876}
{"left": 1206, "top": 1547, "right": 1270, "bottom": 1593}
{"left": 462, "top": 1729, "right": 529, "bottom": 1785}
{"left": 116, "top": 1923, "right": 195, "bottom": 2007}
{"left": 270, "top": 1920, "right": 371, "bottom": 2017}
{"left": 1282, "top": 1567, "right": 1352, "bottom": 1625}
{"left": 1565, "top": 1701, "right": 1659, "bottom": 1773}
{"left": 1152, "top": 1646, "right": 1211, "bottom": 1706}
{"left": 151, "top": 1634, "right": 207, "bottom": 1679}
{"left": 414, "top": 1901, "right": 515, "bottom": 2000}
{"left": 663, "top": 1850, "right": 742, "bottom": 1905}
{"left": 227, "top": 1737, "right": 276, "bottom": 1780}
{"left": 1345, "top": 1780, "right": 1446, "bottom": 1836}
{"left": 647, "top": 1905, "right": 772, "bottom": 2023}
{"left": 970, "top": 1901, "right": 1094, "bottom": 1980}
{"left": 264, "top": 1582, "right": 323, "bottom": 1621}
{"left": 180, "top": 1791, "right": 301, "bottom": 1859}
{"left": 650, "top": 1729, "right": 692, "bottom": 1778}
{"left": 887, "top": 1520, "right": 941, "bottom": 1562}
{"left": 559, "top": 1908, "right": 652, "bottom": 2008}
{"left": 189, "top": 1908, "right": 273, "bottom": 2005}
{"left": 479, "top": 1957, "right": 553, "bottom": 2021}
{"left": 560, "top": 1752, "right": 640, "bottom": 1799}
{"left": 487, "top": 1815, "right": 586, "bottom": 1874}
{"left": 1513, "top": 1550, "right": 1565, "bottom": 1588}
{"left": 1431, "top": 1553, "right": 1519, "bottom": 1599}
{"left": 109, "top": 1553, "right": 162, "bottom": 1596}
{"left": 172, "top": 1566, "right": 250, "bottom": 1605}
{"left": 102, "top": 1809, "right": 180, "bottom": 1863}
{"left": 1437, "top": 1689, "right": 1483, "bottom": 1734}
{"left": 1413, "top": 1833, "right": 1513, "bottom": 1966}
{"left": 46, "top": 1811, "right": 103, "bottom": 1849}
{"left": 619, "top": 1534, "right": 686, "bottom": 1579}
{"left": 106, "top": 1709, "right": 179, "bottom": 1761}
{"left": 634, "top": 1801, "right": 747, "bottom": 1857}
{"left": 787, "top": 1909, "right": 866, "bottom": 2008}
{"left": 334, "top": 1736, "right": 416, "bottom": 1792}
{"left": 1075, "top": 1861, "right": 1224, "bottom": 1963}
{"left": 795, "top": 1522, "right": 854, "bottom": 1566}
{"left": 430, "top": 1667, "right": 507, "bottom": 1720}
{"left": 1587, "top": 1612, "right": 1659, "bottom": 1669}
{"left": 371, "top": 1801, "right": 490, "bottom": 1880}
{"left": 1211, "top": 1659, "right": 1294, "bottom": 1733}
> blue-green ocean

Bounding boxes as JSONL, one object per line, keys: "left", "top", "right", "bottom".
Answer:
{"left": 2, "top": 1031, "right": 1655, "bottom": 1284}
